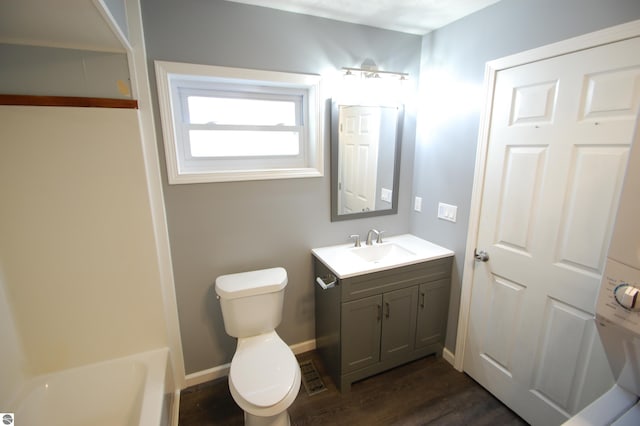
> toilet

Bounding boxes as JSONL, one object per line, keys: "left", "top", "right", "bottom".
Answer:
{"left": 215, "top": 267, "right": 301, "bottom": 426}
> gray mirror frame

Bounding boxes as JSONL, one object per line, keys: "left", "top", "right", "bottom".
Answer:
{"left": 330, "top": 99, "right": 403, "bottom": 222}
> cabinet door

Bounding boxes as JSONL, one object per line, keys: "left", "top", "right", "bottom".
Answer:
{"left": 381, "top": 286, "right": 418, "bottom": 361}
{"left": 341, "top": 294, "right": 382, "bottom": 373}
{"left": 415, "top": 279, "right": 450, "bottom": 349}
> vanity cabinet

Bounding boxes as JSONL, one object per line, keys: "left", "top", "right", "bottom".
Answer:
{"left": 342, "top": 286, "right": 418, "bottom": 373}
{"left": 314, "top": 255, "right": 453, "bottom": 392}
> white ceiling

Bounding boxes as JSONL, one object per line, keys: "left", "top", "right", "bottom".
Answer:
{"left": 224, "top": 0, "right": 502, "bottom": 35}
{"left": 0, "top": 0, "right": 501, "bottom": 52}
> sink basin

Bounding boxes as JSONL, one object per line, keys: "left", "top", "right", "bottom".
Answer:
{"left": 312, "top": 234, "right": 455, "bottom": 278}
{"left": 350, "top": 242, "right": 415, "bottom": 263}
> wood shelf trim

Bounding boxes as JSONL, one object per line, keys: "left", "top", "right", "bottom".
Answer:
{"left": 0, "top": 95, "right": 138, "bottom": 109}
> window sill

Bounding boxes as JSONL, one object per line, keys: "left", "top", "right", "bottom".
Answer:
{"left": 167, "top": 167, "right": 323, "bottom": 184}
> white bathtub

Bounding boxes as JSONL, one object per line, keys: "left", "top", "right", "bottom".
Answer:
{"left": 8, "top": 348, "right": 172, "bottom": 426}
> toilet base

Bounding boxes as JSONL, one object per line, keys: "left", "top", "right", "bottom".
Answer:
{"left": 244, "top": 410, "right": 290, "bottom": 426}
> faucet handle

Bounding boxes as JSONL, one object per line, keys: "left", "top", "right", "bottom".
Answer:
{"left": 377, "top": 230, "right": 385, "bottom": 244}
{"left": 349, "top": 234, "right": 361, "bottom": 247}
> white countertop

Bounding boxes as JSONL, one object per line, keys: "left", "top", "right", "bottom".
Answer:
{"left": 312, "top": 234, "right": 454, "bottom": 279}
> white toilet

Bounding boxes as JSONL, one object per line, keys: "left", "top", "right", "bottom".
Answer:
{"left": 215, "top": 267, "right": 301, "bottom": 426}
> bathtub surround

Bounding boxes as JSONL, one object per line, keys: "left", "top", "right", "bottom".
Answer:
{"left": 0, "top": 276, "right": 25, "bottom": 405}
{"left": 0, "top": 44, "right": 130, "bottom": 99}
{"left": 0, "top": 107, "right": 169, "bottom": 375}
{"left": 0, "top": 7, "right": 185, "bottom": 426}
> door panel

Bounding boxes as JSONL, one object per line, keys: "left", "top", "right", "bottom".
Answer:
{"left": 510, "top": 80, "right": 558, "bottom": 125}
{"left": 580, "top": 67, "right": 640, "bottom": 120}
{"left": 555, "top": 145, "right": 630, "bottom": 273}
{"left": 531, "top": 298, "right": 596, "bottom": 413}
{"left": 464, "top": 36, "right": 640, "bottom": 425}
{"left": 495, "top": 146, "right": 547, "bottom": 253}
{"left": 480, "top": 275, "right": 526, "bottom": 375}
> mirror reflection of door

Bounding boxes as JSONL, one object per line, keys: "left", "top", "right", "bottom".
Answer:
{"left": 338, "top": 105, "right": 380, "bottom": 214}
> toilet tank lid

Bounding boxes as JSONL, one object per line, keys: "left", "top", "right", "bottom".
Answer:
{"left": 215, "top": 267, "right": 287, "bottom": 299}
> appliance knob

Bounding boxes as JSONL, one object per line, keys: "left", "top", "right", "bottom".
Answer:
{"left": 614, "top": 284, "right": 640, "bottom": 311}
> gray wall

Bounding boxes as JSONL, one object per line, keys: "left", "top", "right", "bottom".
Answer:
{"left": 141, "top": 0, "right": 422, "bottom": 374}
{"left": 411, "top": 0, "right": 640, "bottom": 352}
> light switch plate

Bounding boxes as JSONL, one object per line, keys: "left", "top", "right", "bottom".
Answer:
{"left": 438, "top": 202, "right": 457, "bottom": 222}
{"left": 414, "top": 196, "right": 422, "bottom": 212}
{"left": 381, "top": 188, "right": 392, "bottom": 203}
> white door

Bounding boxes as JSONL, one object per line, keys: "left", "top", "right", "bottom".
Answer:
{"left": 338, "top": 105, "right": 380, "bottom": 214}
{"left": 464, "top": 36, "right": 640, "bottom": 425}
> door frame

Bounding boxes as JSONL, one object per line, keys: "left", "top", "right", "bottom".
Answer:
{"left": 454, "top": 18, "right": 640, "bottom": 372}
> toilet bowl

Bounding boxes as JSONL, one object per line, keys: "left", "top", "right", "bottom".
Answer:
{"left": 229, "top": 331, "right": 301, "bottom": 425}
{"left": 215, "top": 267, "right": 301, "bottom": 426}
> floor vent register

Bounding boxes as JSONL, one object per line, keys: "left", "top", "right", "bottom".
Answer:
{"left": 299, "top": 360, "right": 327, "bottom": 396}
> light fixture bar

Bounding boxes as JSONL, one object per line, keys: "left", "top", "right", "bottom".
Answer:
{"left": 342, "top": 67, "right": 409, "bottom": 78}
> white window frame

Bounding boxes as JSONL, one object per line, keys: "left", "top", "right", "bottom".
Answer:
{"left": 155, "top": 61, "right": 323, "bottom": 184}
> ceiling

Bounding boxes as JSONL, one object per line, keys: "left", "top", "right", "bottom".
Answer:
{"left": 0, "top": 0, "right": 501, "bottom": 52}
{"left": 224, "top": 0, "right": 502, "bottom": 35}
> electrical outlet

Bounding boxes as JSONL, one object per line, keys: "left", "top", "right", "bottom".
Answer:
{"left": 414, "top": 196, "right": 422, "bottom": 212}
{"left": 438, "top": 202, "right": 457, "bottom": 222}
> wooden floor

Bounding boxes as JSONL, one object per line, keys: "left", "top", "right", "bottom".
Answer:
{"left": 179, "top": 351, "right": 528, "bottom": 425}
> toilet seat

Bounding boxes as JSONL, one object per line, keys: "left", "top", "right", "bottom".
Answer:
{"left": 229, "top": 331, "right": 300, "bottom": 415}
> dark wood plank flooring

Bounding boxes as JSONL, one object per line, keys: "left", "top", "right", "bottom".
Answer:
{"left": 179, "top": 351, "right": 528, "bottom": 425}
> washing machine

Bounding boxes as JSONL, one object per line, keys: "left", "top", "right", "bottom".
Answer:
{"left": 564, "top": 122, "right": 640, "bottom": 425}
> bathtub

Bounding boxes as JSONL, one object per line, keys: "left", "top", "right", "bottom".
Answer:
{"left": 8, "top": 348, "right": 172, "bottom": 426}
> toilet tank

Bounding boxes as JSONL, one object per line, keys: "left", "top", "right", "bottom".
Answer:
{"left": 215, "top": 267, "right": 287, "bottom": 338}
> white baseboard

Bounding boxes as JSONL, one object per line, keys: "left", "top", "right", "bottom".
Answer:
{"left": 442, "top": 348, "right": 455, "bottom": 366}
{"left": 290, "top": 338, "right": 316, "bottom": 355}
{"left": 185, "top": 362, "right": 230, "bottom": 388}
{"left": 184, "top": 338, "right": 317, "bottom": 388}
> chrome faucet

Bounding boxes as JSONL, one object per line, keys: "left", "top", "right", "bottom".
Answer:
{"left": 366, "top": 229, "right": 380, "bottom": 245}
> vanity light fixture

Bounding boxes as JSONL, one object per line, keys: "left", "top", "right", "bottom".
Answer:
{"left": 342, "top": 59, "right": 409, "bottom": 81}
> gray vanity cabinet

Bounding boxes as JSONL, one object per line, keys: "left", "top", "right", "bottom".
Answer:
{"left": 314, "top": 255, "right": 453, "bottom": 392}
{"left": 342, "top": 286, "right": 418, "bottom": 373}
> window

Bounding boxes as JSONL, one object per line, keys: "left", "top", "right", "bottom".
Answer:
{"left": 155, "top": 61, "right": 323, "bottom": 184}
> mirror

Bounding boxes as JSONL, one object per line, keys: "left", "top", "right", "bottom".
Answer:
{"left": 330, "top": 99, "right": 403, "bottom": 221}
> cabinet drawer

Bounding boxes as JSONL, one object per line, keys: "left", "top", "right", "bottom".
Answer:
{"left": 341, "top": 257, "right": 452, "bottom": 301}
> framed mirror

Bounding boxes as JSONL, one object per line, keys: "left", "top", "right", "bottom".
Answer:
{"left": 330, "top": 99, "right": 403, "bottom": 221}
